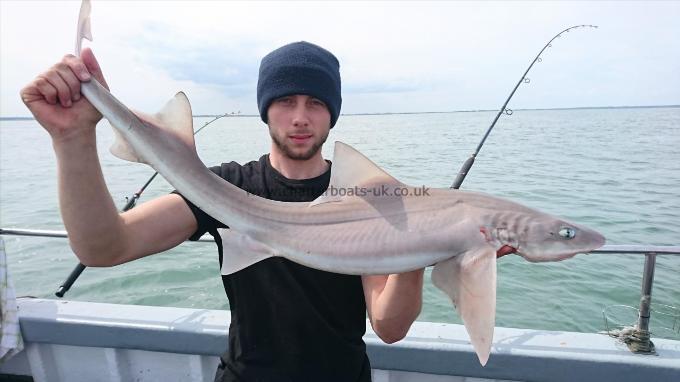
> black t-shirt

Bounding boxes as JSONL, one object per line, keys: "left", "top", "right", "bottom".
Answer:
{"left": 176, "top": 154, "right": 371, "bottom": 382}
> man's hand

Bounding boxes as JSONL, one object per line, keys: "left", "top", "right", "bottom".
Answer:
{"left": 19, "top": 48, "right": 108, "bottom": 142}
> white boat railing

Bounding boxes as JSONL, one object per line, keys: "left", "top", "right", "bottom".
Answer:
{"left": 2, "top": 227, "right": 679, "bottom": 355}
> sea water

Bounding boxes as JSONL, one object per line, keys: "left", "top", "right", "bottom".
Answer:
{"left": 1, "top": 107, "right": 678, "bottom": 338}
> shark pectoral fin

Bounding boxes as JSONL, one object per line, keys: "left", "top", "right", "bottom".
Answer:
{"left": 431, "top": 246, "right": 497, "bottom": 366}
{"left": 217, "top": 228, "right": 276, "bottom": 275}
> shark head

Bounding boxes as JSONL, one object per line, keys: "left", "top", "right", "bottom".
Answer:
{"left": 514, "top": 214, "right": 606, "bottom": 262}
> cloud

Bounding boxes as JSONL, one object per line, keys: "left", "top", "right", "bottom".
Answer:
{"left": 1, "top": 1, "right": 679, "bottom": 117}
{"left": 128, "top": 23, "right": 262, "bottom": 96}
{"left": 345, "top": 80, "right": 426, "bottom": 95}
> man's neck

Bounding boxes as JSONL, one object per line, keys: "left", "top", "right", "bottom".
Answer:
{"left": 268, "top": 150, "right": 329, "bottom": 180}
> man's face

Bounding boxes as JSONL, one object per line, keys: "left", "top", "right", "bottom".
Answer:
{"left": 267, "top": 94, "right": 331, "bottom": 161}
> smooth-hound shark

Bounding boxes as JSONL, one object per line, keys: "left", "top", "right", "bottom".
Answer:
{"left": 72, "top": 0, "right": 605, "bottom": 366}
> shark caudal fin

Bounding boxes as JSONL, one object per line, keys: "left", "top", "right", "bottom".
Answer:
{"left": 75, "top": 0, "right": 92, "bottom": 56}
{"left": 218, "top": 229, "right": 277, "bottom": 275}
{"left": 109, "top": 92, "right": 196, "bottom": 164}
{"left": 432, "top": 246, "right": 497, "bottom": 366}
{"left": 74, "top": 2, "right": 195, "bottom": 165}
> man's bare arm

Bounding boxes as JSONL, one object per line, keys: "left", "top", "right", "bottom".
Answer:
{"left": 362, "top": 269, "right": 425, "bottom": 344}
{"left": 106, "top": 194, "right": 197, "bottom": 266}
{"left": 21, "top": 49, "right": 197, "bottom": 266}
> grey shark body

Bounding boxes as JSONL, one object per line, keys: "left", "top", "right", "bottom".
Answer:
{"left": 74, "top": 0, "right": 605, "bottom": 366}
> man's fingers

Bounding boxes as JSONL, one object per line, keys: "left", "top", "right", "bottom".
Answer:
{"left": 80, "top": 48, "right": 109, "bottom": 90}
{"left": 41, "top": 70, "right": 73, "bottom": 107}
{"left": 55, "top": 62, "right": 83, "bottom": 102}
{"left": 62, "top": 54, "right": 92, "bottom": 82}
{"left": 20, "top": 51, "right": 103, "bottom": 110}
{"left": 20, "top": 79, "right": 50, "bottom": 106}
{"left": 31, "top": 76, "right": 59, "bottom": 105}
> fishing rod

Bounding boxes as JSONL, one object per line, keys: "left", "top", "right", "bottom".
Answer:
{"left": 450, "top": 24, "right": 597, "bottom": 190}
{"left": 55, "top": 113, "right": 230, "bottom": 298}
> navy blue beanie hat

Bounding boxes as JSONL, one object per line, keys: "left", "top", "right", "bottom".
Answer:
{"left": 257, "top": 41, "right": 342, "bottom": 128}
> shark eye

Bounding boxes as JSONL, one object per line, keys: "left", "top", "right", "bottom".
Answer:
{"left": 559, "top": 227, "right": 576, "bottom": 239}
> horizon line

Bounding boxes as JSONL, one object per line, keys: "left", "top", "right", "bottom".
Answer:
{"left": 2, "top": 104, "right": 678, "bottom": 121}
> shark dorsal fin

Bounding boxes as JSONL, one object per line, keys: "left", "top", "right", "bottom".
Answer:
{"left": 311, "top": 141, "right": 405, "bottom": 206}
{"left": 330, "top": 141, "right": 404, "bottom": 189}
{"left": 110, "top": 92, "right": 195, "bottom": 164}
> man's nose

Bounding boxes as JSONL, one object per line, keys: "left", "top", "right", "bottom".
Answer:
{"left": 292, "top": 104, "right": 310, "bottom": 126}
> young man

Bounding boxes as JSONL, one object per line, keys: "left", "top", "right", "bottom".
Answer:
{"left": 20, "top": 41, "right": 424, "bottom": 381}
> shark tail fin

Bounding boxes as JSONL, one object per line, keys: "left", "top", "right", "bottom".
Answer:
{"left": 432, "top": 246, "right": 497, "bottom": 366}
{"left": 75, "top": 0, "right": 93, "bottom": 56}
{"left": 218, "top": 229, "right": 277, "bottom": 275}
{"left": 109, "top": 92, "right": 196, "bottom": 164}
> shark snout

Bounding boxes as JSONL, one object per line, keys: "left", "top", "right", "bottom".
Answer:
{"left": 515, "top": 221, "right": 606, "bottom": 262}
{"left": 591, "top": 230, "right": 607, "bottom": 249}
{"left": 575, "top": 225, "right": 606, "bottom": 253}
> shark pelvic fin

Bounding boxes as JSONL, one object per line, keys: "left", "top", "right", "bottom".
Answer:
{"left": 109, "top": 127, "right": 145, "bottom": 163}
{"left": 109, "top": 92, "right": 195, "bottom": 164}
{"left": 432, "top": 245, "right": 497, "bottom": 366}
{"left": 218, "top": 228, "right": 277, "bottom": 275}
{"left": 310, "top": 141, "right": 406, "bottom": 206}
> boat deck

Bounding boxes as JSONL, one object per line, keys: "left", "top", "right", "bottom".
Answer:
{"left": 1, "top": 298, "right": 679, "bottom": 382}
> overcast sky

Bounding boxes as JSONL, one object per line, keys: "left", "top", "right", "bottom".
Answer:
{"left": 1, "top": 1, "right": 678, "bottom": 116}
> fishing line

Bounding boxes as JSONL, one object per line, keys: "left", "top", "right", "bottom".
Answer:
{"left": 55, "top": 113, "right": 231, "bottom": 298}
{"left": 451, "top": 25, "right": 598, "bottom": 189}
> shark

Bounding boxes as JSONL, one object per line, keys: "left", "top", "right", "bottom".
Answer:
{"left": 73, "top": 0, "right": 605, "bottom": 366}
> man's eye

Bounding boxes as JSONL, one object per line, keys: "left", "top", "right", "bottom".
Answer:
{"left": 310, "top": 99, "right": 326, "bottom": 107}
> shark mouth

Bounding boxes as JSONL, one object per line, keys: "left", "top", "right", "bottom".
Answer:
{"left": 496, "top": 245, "right": 517, "bottom": 258}
{"left": 514, "top": 250, "right": 581, "bottom": 263}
